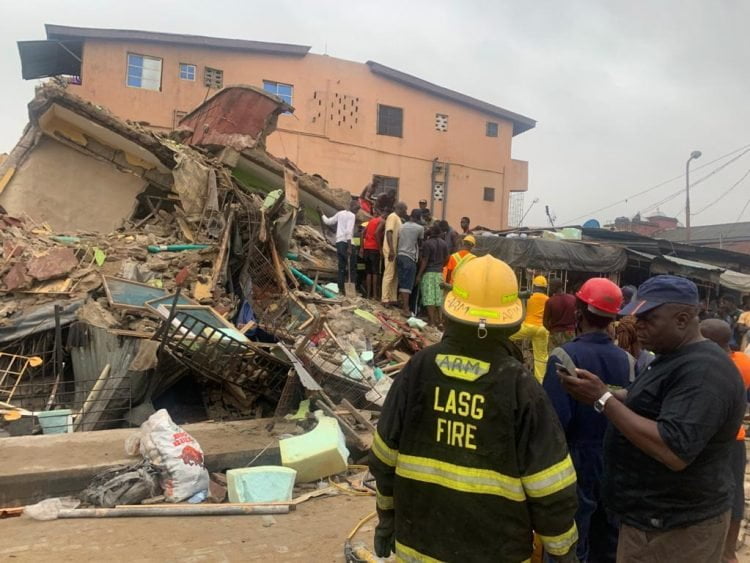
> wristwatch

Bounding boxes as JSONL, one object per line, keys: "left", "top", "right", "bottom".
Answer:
{"left": 594, "top": 391, "right": 613, "bottom": 414}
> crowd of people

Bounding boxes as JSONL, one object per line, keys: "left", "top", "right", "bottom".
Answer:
{"left": 367, "top": 250, "right": 750, "bottom": 562}
{"left": 319, "top": 184, "right": 474, "bottom": 327}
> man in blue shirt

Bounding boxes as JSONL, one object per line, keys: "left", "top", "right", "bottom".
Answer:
{"left": 543, "top": 277, "right": 631, "bottom": 562}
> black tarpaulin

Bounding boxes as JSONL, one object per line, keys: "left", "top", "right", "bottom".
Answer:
{"left": 474, "top": 236, "right": 628, "bottom": 272}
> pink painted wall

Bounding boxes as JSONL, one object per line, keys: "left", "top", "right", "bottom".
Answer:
{"left": 71, "top": 39, "right": 530, "bottom": 228}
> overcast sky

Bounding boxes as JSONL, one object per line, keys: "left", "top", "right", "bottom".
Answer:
{"left": 2, "top": 0, "right": 749, "bottom": 227}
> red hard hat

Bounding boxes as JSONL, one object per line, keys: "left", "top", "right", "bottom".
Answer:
{"left": 576, "top": 278, "right": 623, "bottom": 317}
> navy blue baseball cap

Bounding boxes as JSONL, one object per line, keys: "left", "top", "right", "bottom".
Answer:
{"left": 619, "top": 275, "right": 699, "bottom": 316}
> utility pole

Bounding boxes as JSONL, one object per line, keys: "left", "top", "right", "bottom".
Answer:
{"left": 685, "top": 150, "right": 702, "bottom": 242}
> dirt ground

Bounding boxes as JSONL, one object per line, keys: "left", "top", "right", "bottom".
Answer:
{"left": 1, "top": 495, "right": 377, "bottom": 562}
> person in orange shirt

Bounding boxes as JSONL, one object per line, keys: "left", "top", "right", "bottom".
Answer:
{"left": 442, "top": 235, "right": 476, "bottom": 285}
{"left": 511, "top": 275, "right": 550, "bottom": 382}
{"left": 700, "top": 319, "right": 750, "bottom": 563}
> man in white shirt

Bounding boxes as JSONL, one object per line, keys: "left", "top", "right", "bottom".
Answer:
{"left": 320, "top": 200, "right": 360, "bottom": 294}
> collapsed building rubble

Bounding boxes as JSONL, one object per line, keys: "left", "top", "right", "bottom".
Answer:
{"left": 0, "top": 83, "right": 438, "bottom": 447}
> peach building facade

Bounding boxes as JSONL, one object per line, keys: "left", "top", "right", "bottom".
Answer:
{"left": 19, "top": 25, "right": 535, "bottom": 229}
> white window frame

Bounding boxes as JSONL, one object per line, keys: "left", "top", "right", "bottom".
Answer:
{"left": 179, "top": 63, "right": 196, "bottom": 81}
{"left": 126, "top": 53, "right": 162, "bottom": 91}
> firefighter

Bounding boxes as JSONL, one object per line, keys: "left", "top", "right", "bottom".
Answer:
{"left": 369, "top": 255, "right": 578, "bottom": 562}
{"left": 511, "top": 275, "right": 551, "bottom": 383}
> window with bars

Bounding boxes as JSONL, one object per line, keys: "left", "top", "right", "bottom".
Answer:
{"left": 204, "top": 67, "right": 223, "bottom": 89}
{"left": 486, "top": 121, "right": 499, "bottom": 137}
{"left": 483, "top": 187, "right": 496, "bottom": 202}
{"left": 179, "top": 63, "right": 196, "bottom": 81}
{"left": 126, "top": 53, "right": 162, "bottom": 91}
{"left": 435, "top": 113, "right": 448, "bottom": 132}
{"left": 377, "top": 104, "right": 403, "bottom": 137}
{"left": 262, "top": 80, "right": 293, "bottom": 106}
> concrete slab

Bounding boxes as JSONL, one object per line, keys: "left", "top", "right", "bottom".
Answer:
{"left": 0, "top": 418, "right": 298, "bottom": 507}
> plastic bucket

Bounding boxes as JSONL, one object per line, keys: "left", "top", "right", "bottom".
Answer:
{"left": 36, "top": 409, "right": 73, "bottom": 434}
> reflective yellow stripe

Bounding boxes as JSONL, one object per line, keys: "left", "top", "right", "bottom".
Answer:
{"left": 376, "top": 487, "right": 394, "bottom": 510}
{"left": 435, "top": 354, "right": 490, "bottom": 382}
{"left": 372, "top": 431, "right": 398, "bottom": 467}
{"left": 538, "top": 523, "right": 578, "bottom": 556}
{"left": 395, "top": 454, "right": 525, "bottom": 502}
{"left": 395, "top": 540, "right": 442, "bottom": 563}
{"left": 521, "top": 455, "right": 577, "bottom": 498}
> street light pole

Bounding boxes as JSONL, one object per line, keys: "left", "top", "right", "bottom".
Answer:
{"left": 685, "top": 150, "right": 702, "bottom": 242}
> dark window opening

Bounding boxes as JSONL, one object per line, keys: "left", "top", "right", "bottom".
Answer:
{"left": 372, "top": 175, "right": 400, "bottom": 197}
{"left": 483, "top": 187, "right": 496, "bottom": 202}
{"left": 377, "top": 104, "right": 403, "bottom": 137}
{"left": 486, "top": 121, "right": 499, "bottom": 137}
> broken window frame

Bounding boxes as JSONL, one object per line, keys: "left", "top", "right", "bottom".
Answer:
{"left": 486, "top": 121, "right": 499, "bottom": 137}
{"left": 483, "top": 187, "right": 496, "bottom": 202}
{"left": 126, "top": 53, "right": 162, "bottom": 91}
{"left": 204, "top": 67, "right": 224, "bottom": 89}
{"left": 372, "top": 175, "right": 400, "bottom": 197}
{"left": 179, "top": 63, "right": 196, "bottom": 81}
{"left": 262, "top": 80, "right": 293, "bottom": 107}
{"left": 377, "top": 104, "right": 404, "bottom": 138}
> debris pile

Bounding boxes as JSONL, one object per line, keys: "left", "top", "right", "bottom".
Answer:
{"left": 0, "top": 82, "right": 439, "bottom": 444}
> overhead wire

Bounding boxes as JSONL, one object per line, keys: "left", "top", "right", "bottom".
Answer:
{"left": 561, "top": 143, "right": 750, "bottom": 224}
{"left": 692, "top": 167, "right": 750, "bottom": 215}
{"left": 608, "top": 148, "right": 750, "bottom": 219}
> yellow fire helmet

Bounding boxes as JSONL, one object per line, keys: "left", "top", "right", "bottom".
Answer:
{"left": 533, "top": 275, "right": 548, "bottom": 288}
{"left": 443, "top": 254, "right": 524, "bottom": 331}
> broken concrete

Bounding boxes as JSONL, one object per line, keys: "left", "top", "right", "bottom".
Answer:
{"left": 3, "top": 262, "right": 31, "bottom": 291}
{"left": 26, "top": 247, "right": 78, "bottom": 281}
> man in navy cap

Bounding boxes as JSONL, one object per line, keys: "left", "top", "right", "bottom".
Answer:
{"left": 558, "top": 275, "right": 745, "bottom": 562}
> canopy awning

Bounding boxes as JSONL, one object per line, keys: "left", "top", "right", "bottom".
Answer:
{"left": 17, "top": 40, "right": 82, "bottom": 79}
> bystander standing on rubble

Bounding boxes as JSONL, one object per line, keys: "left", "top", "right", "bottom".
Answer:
{"left": 561, "top": 275, "right": 746, "bottom": 563}
{"left": 360, "top": 208, "right": 387, "bottom": 300}
{"left": 442, "top": 234, "right": 475, "bottom": 285}
{"left": 359, "top": 181, "right": 377, "bottom": 215}
{"left": 543, "top": 279, "right": 577, "bottom": 348}
{"left": 319, "top": 200, "right": 359, "bottom": 295}
{"left": 396, "top": 210, "right": 424, "bottom": 316}
{"left": 375, "top": 187, "right": 396, "bottom": 215}
{"left": 544, "top": 278, "right": 630, "bottom": 562}
{"left": 511, "top": 275, "right": 550, "bottom": 383}
{"left": 700, "top": 318, "right": 750, "bottom": 563}
{"left": 437, "top": 220, "right": 460, "bottom": 254}
{"left": 369, "top": 255, "right": 578, "bottom": 562}
{"left": 460, "top": 216, "right": 471, "bottom": 235}
{"left": 379, "top": 202, "right": 406, "bottom": 306}
{"left": 417, "top": 225, "right": 449, "bottom": 327}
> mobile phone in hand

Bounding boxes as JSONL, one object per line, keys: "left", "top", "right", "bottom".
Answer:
{"left": 555, "top": 362, "right": 578, "bottom": 378}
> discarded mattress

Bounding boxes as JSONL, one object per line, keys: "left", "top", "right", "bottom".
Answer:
{"left": 226, "top": 466, "right": 297, "bottom": 503}
{"left": 279, "top": 413, "right": 349, "bottom": 483}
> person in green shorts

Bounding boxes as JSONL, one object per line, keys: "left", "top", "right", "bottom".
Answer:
{"left": 417, "top": 225, "right": 450, "bottom": 326}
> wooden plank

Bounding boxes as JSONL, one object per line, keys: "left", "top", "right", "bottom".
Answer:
{"left": 284, "top": 168, "right": 300, "bottom": 208}
{"left": 209, "top": 209, "right": 234, "bottom": 293}
{"left": 317, "top": 401, "right": 369, "bottom": 450}
{"left": 341, "top": 399, "right": 376, "bottom": 433}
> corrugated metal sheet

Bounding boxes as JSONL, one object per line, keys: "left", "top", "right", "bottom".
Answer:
{"left": 69, "top": 324, "right": 150, "bottom": 429}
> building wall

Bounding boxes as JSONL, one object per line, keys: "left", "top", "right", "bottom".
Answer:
{"left": 68, "top": 39, "right": 528, "bottom": 228}
{"left": 0, "top": 137, "right": 146, "bottom": 232}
